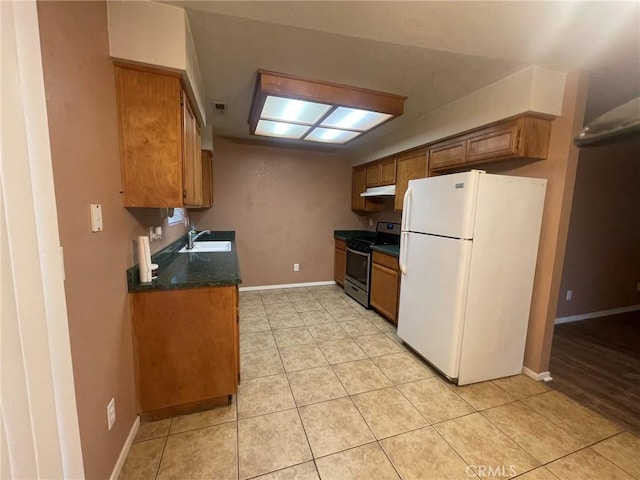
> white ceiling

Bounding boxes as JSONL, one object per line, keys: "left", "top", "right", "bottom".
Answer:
{"left": 168, "top": 1, "right": 640, "bottom": 150}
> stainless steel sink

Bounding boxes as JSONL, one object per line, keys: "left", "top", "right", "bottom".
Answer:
{"left": 178, "top": 241, "right": 231, "bottom": 253}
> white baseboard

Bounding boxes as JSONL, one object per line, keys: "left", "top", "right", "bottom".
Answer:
{"left": 555, "top": 304, "right": 640, "bottom": 325}
{"left": 239, "top": 281, "right": 336, "bottom": 292}
{"left": 109, "top": 416, "right": 140, "bottom": 480}
{"left": 522, "top": 366, "right": 553, "bottom": 382}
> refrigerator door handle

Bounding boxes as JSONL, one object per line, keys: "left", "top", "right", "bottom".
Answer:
{"left": 401, "top": 186, "right": 413, "bottom": 231}
{"left": 399, "top": 231, "right": 408, "bottom": 275}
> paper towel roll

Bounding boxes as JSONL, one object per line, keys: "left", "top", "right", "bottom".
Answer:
{"left": 143, "top": 236, "right": 152, "bottom": 282}
{"left": 138, "top": 236, "right": 152, "bottom": 283}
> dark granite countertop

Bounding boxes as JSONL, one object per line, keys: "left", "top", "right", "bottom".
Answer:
{"left": 127, "top": 231, "right": 241, "bottom": 292}
{"left": 371, "top": 244, "right": 400, "bottom": 257}
{"left": 334, "top": 230, "right": 376, "bottom": 241}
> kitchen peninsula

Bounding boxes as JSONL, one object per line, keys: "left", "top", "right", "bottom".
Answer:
{"left": 127, "top": 231, "right": 241, "bottom": 420}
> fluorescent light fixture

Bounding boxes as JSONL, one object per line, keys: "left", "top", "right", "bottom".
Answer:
{"left": 320, "top": 107, "right": 393, "bottom": 131}
{"left": 249, "top": 70, "right": 407, "bottom": 145}
{"left": 262, "top": 96, "right": 331, "bottom": 124}
{"left": 306, "top": 127, "right": 362, "bottom": 144}
{"left": 255, "top": 120, "right": 310, "bottom": 139}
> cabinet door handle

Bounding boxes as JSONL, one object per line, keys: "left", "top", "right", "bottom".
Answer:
{"left": 515, "top": 128, "right": 522, "bottom": 150}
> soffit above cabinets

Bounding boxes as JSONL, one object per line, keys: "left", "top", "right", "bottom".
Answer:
{"left": 160, "top": 1, "right": 638, "bottom": 151}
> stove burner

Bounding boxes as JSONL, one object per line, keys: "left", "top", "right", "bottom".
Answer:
{"left": 346, "top": 234, "right": 399, "bottom": 253}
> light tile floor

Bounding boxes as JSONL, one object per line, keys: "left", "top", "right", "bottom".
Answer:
{"left": 120, "top": 285, "right": 640, "bottom": 480}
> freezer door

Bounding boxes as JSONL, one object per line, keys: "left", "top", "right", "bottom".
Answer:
{"left": 397, "top": 232, "right": 472, "bottom": 379}
{"left": 404, "top": 171, "right": 480, "bottom": 239}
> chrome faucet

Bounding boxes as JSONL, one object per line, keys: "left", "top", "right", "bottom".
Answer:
{"left": 187, "top": 224, "right": 211, "bottom": 249}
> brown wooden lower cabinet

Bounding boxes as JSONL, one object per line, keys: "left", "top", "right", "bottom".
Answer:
{"left": 131, "top": 285, "right": 239, "bottom": 419}
{"left": 334, "top": 239, "right": 346, "bottom": 287}
{"left": 370, "top": 251, "right": 400, "bottom": 324}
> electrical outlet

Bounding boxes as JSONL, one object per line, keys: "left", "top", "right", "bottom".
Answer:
{"left": 149, "top": 226, "right": 162, "bottom": 242}
{"left": 565, "top": 290, "right": 573, "bottom": 301}
{"left": 369, "top": 218, "right": 373, "bottom": 226}
{"left": 293, "top": 263, "right": 300, "bottom": 272}
{"left": 107, "top": 398, "right": 116, "bottom": 430}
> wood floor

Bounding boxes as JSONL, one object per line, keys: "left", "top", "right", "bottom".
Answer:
{"left": 549, "top": 309, "right": 640, "bottom": 436}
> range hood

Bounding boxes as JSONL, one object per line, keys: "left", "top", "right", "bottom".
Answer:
{"left": 360, "top": 185, "right": 396, "bottom": 197}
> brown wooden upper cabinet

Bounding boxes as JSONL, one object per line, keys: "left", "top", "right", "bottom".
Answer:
{"left": 115, "top": 65, "right": 203, "bottom": 208}
{"left": 394, "top": 149, "right": 427, "bottom": 211}
{"left": 428, "top": 138, "right": 466, "bottom": 171}
{"left": 366, "top": 157, "right": 397, "bottom": 187}
{"left": 352, "top": 165, "right": 383, "bottom": 213}
{"left": 201, "top": 150, "right": 214, "bottom": 208}
{"left": 182, "top": 99, "right": 202, "bottom": 207}
{"left": 428, "top": 114, "right": 551, "bottom": 173}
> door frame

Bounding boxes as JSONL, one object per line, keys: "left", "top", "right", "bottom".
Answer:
{"left": 1, "top": 1, "right": 84, "bottom": 477}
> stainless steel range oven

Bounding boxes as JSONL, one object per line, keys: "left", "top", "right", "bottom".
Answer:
{"left": 344, "top": 222, "right": 400, "bottom": 308}
{"left": 344, "top": 242, "right": 371, "bottom": 306}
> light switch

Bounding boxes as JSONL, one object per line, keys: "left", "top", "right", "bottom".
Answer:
{"left": 90, "top": 204, "right": 103, "bottom": 232}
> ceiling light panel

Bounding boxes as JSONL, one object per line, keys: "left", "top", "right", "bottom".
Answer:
{"left": 255, "top": 120, "right": 310, "bottom": 139}
{"left": 305, "top": 127, "right": 362, "bottom": 144}
{"left": 320, "top": 107, "right": 393, "bottom": 131}
{"left": 249, "top": 70, "right": 407, "bottom": 144}
{"left": 261, "top": 96, "right": 332, "bottom": 125}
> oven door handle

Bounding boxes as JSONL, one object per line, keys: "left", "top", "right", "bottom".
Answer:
{"left": 346, "top": 246, "right": 368, "bottom": 256}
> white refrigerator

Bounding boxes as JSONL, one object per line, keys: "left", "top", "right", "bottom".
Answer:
{"left": 397, "top": 170, "right": 547, "bottom": 385}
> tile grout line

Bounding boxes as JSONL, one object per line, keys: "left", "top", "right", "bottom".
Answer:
{"left": 312, "top": 438, "right": 380, "bottom": 461}
{"left": 266, "top": 309, "right": 318, "bottom": 469}
{"left": 288, "top": 287, "right": 352, "bottom": 476}
{"left": 522, "top": 389, "right": 628, "bottom": 438}
{"left": 492, "top": 393, "right": 627, "bottom": 459}
{"left": 245, "top": 286, "right": 490, "bottom": 476}
{"left": 474, "top": 402, "right": 603, "bottom": 468}
{"left": 525, "top": 436, "right": 630, "bottom": 478}
{"left": 280, "top": 289, "right": 389, "bottom": 468}
{"left": 235, "top": 396, "right": 240, "bottom": 480}
{"left": 243, "top": 460, "right": 316, "bottom": 480}
{"left": 375, "top": 438, "right": 404, "bottom": 479}
{"left": 429, "top": 423, "right": 483, "bottom": 477}
{"left": 244, "top": 286, "right": 522, "bottom": 477}
{"left": 152, "top": 419, "right": 172, "bottom": 480}
{"left": 133, "top": 285, "right": 634, "bottom": 480}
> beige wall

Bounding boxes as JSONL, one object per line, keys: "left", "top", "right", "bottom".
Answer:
{"left": 38, "top": 2, "right": 185, "bottom": 478}
{"left": 480, "top": 72, "right": 589, "bottom": 373}
{"left": 190, "top": 138, "right": 369, "bottom": 287}
{"left": 557, "top": 136, "right": 640, "bottom": 317}
{"left": 354, "top": 65, "right": 566, "bottom": 164}
{"left": 106, "top": 0, "right": 206, "bottom": 122}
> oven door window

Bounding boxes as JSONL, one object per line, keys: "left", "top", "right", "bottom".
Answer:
{"left": 346, "top": 249, "right": 369, "bottom": 288}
